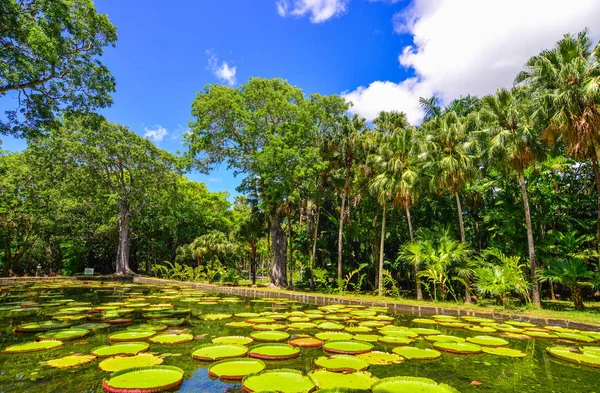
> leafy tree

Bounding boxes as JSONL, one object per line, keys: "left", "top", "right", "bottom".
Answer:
{"left": 0, "top": 0, "right": 117, "bottom": 137}
{"left": 539, "top": 258, "right": 596, "bottom": 310}
{"left": 474, "top": 248, "right": 530, "bottom": 306}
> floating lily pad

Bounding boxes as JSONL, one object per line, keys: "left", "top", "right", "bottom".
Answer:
{"left": 345, "top": 326, "right": 372, "bottom": 333}
{"left": 202, "top": 313, "right": 232, "bottom": 321}
{"left": 371, "top": 376, "right": 459, "bottom": 393}
{"left": 14, "top": 321, "right": 72, "bottom": 333}
{"left": 318, "top": 322, "right": 346, "bottom": 331}
{"left": 391, "top": 347, "right": 441, "bottom": 360}
{"left": 356, "top": 351, "right": 403, "bottom": 365}
{"left": 242, "top": 369, "right": 315, "bottom": 393}
{"left": 482, "top": 347, "right": 526, "bottom": 358}
{"left": 359, "top": 321, "right": 386, "bottom": 328}
{"left": 316, "top": 331, "right": 354, "bottom": 341}
{"left": 102, "top": 365, "right": 184, "bottom": 393}
{"left": 42, "top": 354, "right": 96, "bottom": 369}
{"left": 153, "top": 318, "right": 186, "bottom": 327}
{"left": 466, "top": 326, "right": 497, "bottom": 333}
{"left": 466, "top": 335, "right": 509, "bottom": 347}
{"left": 246, "top": 317, "right": 276, "bottom": 324}
{"left": 353, "top": 334, "right": 381, "bottom": 342}
{"left": 212, "top": 336, "right": 254, "bottom": 345}
{"left": 314, "top": 355, "right": 370, "bottom": 372}
{"left": 248, "top": 343, "right": 301, "bottom": 360}
{"left": 525, "top": 331, "right": 557, "bottom": 339}
{"left": 235, "top": 312, "right": 261, "bottom": 318}
{"left": 108, "top": 330, "right": 155, "bottom": 343}
{"left": 378, "top": 336, "right": 412, "bottom": 345}
{"left": 409, "top": 328, "right": 441, "bottom": 336}
{"left": 192, "top": 343, "right": 249, "bottom": 361}
{"left": 92, "top": 342, "right": 150, "bottom": 357}
{"left": 127, "top": 323, "right": 168, "bottom": 332}
{"left": 309, "top": 369, "right": 377, "bottom": 391}
{"left": 505, "top": 320, "right": 535, "bottom": 328}
{"left": 252, "top": 323, "right": 288, "bottom": 331}
{"left": 462, "top": 317, "right": 495, "bottom": 323}
{"left": 547, "top": 346, "right": 600, "bottom": 368}
{"left": 288, "top": 322, "right": 318, "bottom": 330}
{"left": 378, "top": 327, "right": 417, "bottom": 338}
{"left": 556, "top": 333, "right": 596, "bottom": 343}
{"left": 208, "top": 358, "right": 266, "bottom": 381}
{"left": 434, "top": 342, "right": 482, "bottom": 354}
{"left": 438, "top": 322, "right": 470, "bottom": 329}
{"left": 76, "top": 323, "right": 111, "bottom": 331}
{"left": 323, "top": 341, "right": 373, "bottom": 355}
{"left": 250, "top": 331, "right": 290, "bottom": 342}
{"left": 3, "top": 339, "right": 63, "bottom": 353}
{"left": 413, "top": 318, "right": 438, "bottom": 325}
{"left": 495, "top": 325, "right": 524, "bottom": 333}
{"left": 424, "top": 335, "right": 465, "bottom": 343}
{"left": 289, "top": 337, "right": 323, "bottom": 348}
{"left": 227, "top": 321, "right": 253, "bottom": 328}
{"left": 581, "top": 347, "right": 600, "bottom": 356}
{"left": 99, "top": 353, "right": 163, "bottom": 372}
{"left": 149, "top": 333, "right": 193, "bottom": 344}
{"left": 36, "top": 328, "right": 89, "bottom": 341}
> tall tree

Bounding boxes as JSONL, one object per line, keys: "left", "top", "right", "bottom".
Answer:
{"left": 0, "top": 0, "right": 117, "bottom": 138}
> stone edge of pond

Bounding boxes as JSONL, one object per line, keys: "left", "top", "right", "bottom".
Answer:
{"left": 130, "top": 277, "right": 600, "bottom": 332}
{"left": 0, "top": 275, "right": 133, "bottom": 285}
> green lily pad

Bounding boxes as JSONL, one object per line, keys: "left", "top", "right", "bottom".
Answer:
{"left": 108, "top": 330, "right": 156, "bottom": 343}
{"left": 547, "top": 346, "right": 600, "bottom": 368}
{"left": 314, "top": 355, "right": 370, "bottom": 372}
{"left": 318, "top": 322, "right": 346, "bottom": 331}
{"left": 413, "top": 318, "right": 438, "bottom": 325}
{"left": 99, "top": 353, "right": 163, "bottom": 372}
{"left": 212, "top": 336, "right": 254, "bottom": 345}
{"left": 76, "top": 323, "right": 111, "bottom": 331}
{"left": 372, "top": 376, "right": 459, "bottom": 393}
{"left": 14, "top": 321, "right": 72, "bottom": 332}
{"left": 482, "top": 347, "right": 527, "bottom": 358}
{"left": 391, "top": 347, "right": 441, "bottom": 360}
{"left": 323, "top": 341, "right": 373, "bottom": 355}
{"left": 250, "top": 330, "right": 290, "bottom": 342}
{"left": 409, "top": 328, "right": 441, "bottom": 336}
{"left": 235, "top": 312, "right": 261, "bottom": 318}
{"left": 153, "top": 318, "right": 186, "bottom": 327}
{"left": 378, "top": 336, "right": 412, "bottom": 345}
{"left": 359, "top": 321, "right": 386, "bottom": 328}
{"left": 36, "top": 328, "right": 89, "bottom": 341}
{"left": 556, "top": 333, "right": 597, "bottom": 343}
{"left": 42, "top": 354, "right": 96, "bottom": 369}
{"left": 149, "top": 333, "right": 193, "bottom": 344}
{"left": 433, "top": 342, "right": 482, "bottom": 354}
{"left": 252, "top": 323, "right": 288, "bottom": 331}
{"left": 466, "top": 335, "right": 509, "bottom": 347}
{"left": 248, "top": 343, "right": 301, "bottom": 360}
{"left": 3, "top": 340, "right": 63, "bottom": 353}
{"left": 227, "top": 321, "right": 253, "bottom": 328}
{"left": 505, "top": 320, "right": 535, "bottom": 328}
{"left": 316, "top": 331, "right": 354, "bottom": 341}
{"left": 127, "top": 323, "right": 168, "bottom": 332}
{"left": 102, "top": 365, "right": 184, "bottom": 393}
{"left": 309, "top": 370, "right": 377, "bottom": 391}
{"left": 208, "top": 358, "right": 266, "bottom": 381}
{"left": 522, "top": 331, "right": 557, "bottom": 339}
{"left": 289, "top": 337, "right": 323, "bottom": 348}
{"left": 242, "top": 369, "right": 315, "bottom": 393}
{"left": 356, "top": 351, "right": 403, "bottom": 365}
{"left": 439, "top": 322, "right": 470, "bottom": 329}
{"left": 345, "top": 326, "right": 372, "bottom": 333}
{"left": 288, "top": 322, "right": 318, "bottom": 330}
{"left": 424, "top": 335, "right": 465, "bottom": 343}
{"left": 246, "top": 317, "right": 276, "bottom": 324}
{"left": 202, "top": 313, "right": 232, "bottom": 321}
{"left": 92, "top": 342, "right": 150, "bottom": 357}
{"left": 466, "top": 326, "right": 497, "bottom": 333}
{"left": 581, "top": 347, "right": 600, "bottom": 356}
{"left": 192, "top": 343, "right": 249, "bottom": 361}
{"left": 353, "top": 334, "right": 381, "bottom": 342}
{"left": 494, "top": 325, "right": 524, "bottom": 333}
{"left": 462, "top": 317, "right": 495, "bottom": 323}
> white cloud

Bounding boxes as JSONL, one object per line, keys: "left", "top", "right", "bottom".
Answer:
{"left": 276, "top": 0, "right": 349, "bottom": 23}
{"left": 144, "top": 125, "right": 168, "bottom": 142}
{"left": 209, "top": 177, "right": 223, "bottom": 183}
{"left": 206, "top": 50, "right": 237, "bottom": 86}
{"left": 344, "top": 0, "right": 600, "bottom": 124}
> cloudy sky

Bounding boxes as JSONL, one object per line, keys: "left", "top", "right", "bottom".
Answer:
{"left": 2, "top": 0, "right": 599, "bottom": 197}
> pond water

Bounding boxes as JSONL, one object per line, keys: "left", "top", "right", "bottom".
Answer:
{"left": 0, "top": 280, "right": 598, "bottom": 393}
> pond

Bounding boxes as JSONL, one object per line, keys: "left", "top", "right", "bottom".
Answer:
{"left": 0, "top": 280, "right": 598, "bottom": 393}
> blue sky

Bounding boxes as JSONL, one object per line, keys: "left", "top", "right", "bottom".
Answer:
{"left": 2, "top": 0, "right": 599, "bottom": 200}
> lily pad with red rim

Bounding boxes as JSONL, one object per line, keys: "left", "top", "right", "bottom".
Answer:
{"left": 547, "top": 346, "right": 600, "bottom": 368}
{"left": 192, "top": 343, "right": 249, "bottom": 361}
{"left": 371, "top": 376, "right": 459, "bottom": 393}
{"left": 149, "top": 333, "right": 193, "bottom": 344}
{"left": 208, "top": 358, "right": 266, "bottom": 381}
{"left": 127, "top": 323, "right": 168, "bottom": 332}
{"left": 248, "top": 343, "right": 301, "bottom": 360}
{"left": 242, "top": 369, "right": 315, "bottom": 393}
{"left": 35, "top": 328, "right": 89, "bottom": 341}
{"left": 99, "top": 353, "right": 163, "bottom": 372}
{"left": 14, "top": 321, "right": 71, "bottom": 333}
{"left": 316, "top": 331, "right": 354, "bottom": 341}
{"left": 92, "top": 342, "right": 150, "bottom": 357}
{"left": 314, "top": 355, "right": 369, "bottom": 372}
{"left": 250, "top": 330, "right": 290, "bottom": 342}
{"left": 289, "top": 337, "right": 323, "bottom": 348}
{"left": 323, "top": 341, "right": 373, "bottom": 355}
{"left": 108, "top": 330, "right": 156, "bottom": 343}
{"left": 102, "top": 365, "right": 184, "bottom": 393}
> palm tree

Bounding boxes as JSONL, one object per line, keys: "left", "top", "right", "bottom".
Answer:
{"left": 539, "top": 258, "right": 594, "bottom": 311}
{"left": 515, "top": 30, "right": 600, "bottom": 260}
{"left": 195, "top": 230, "right": 231, "bottom": 271}
{"left": 477, "top": 87, "right": 543, "bottom": 307}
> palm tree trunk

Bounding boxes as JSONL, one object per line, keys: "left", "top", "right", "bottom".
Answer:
{"left": 571, "top": 284, "right": 585, "bottom": 311}
{"left": 590, "top": 150, "right": 600, "bottom": 269}
{"left": 250, "top": 242, "right": 257, "bottom": 285}
{"left": 288, "top": 213, "right": 293, "bottom": 288}
{"left": 337, "top": 177, "right": 349, "bottom": 284}
{"left": 454, "top": 192, "right": 466, "bottom": 243}
{"left": 378, "top": 203, "right": 387, "bottom": 296}
{"left": 406, "top": 205, "right": 423, "bottom": 301}
{"left": 309, "top": 204, "right": 321, "bottom": 291}
{"left": 519, "top": 169, "right": 541, "bottom": 308}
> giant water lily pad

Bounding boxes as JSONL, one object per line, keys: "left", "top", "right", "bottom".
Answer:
{"left": 289, "top": 337, "right": 323, "bottom": 348}
{"left": 3, "top": 339, "right": 63, "bottom": 353}
{"left": 227, "top": 321, "right": 253, "bottom": 328}
{"left": 235, "top": 312, "right": 261, "bottom": 318}
{"left": 505, "top": 320, "right": 535, "bottom": 328}
{"left": 36, "top": 328, "right": 89, "bottom": 341}
{"left": 391, "top": 347, "right": 441, "bottom": 360}
{"left": 482, "top": 347, "right": 526, "bottom": 358}
{"left": 581, "top": 347, "right": 600, "bottom": 356}
{"left": 153, "top": 318, "right": 185, "bottom": 327}
{"left": 316, "top": 331, "right": 354, "bottom": 341}
{"left": 345, "top": 326, "right": 372, "bottom": 333}
{"left": 249, "top": 343, "right": 301, "bottom": 360}
{"left": 192, "top": 343, "right": 249, "bottom": 361}
{"left": 547, "top": 346, "right": 600, "bottom": 368}
{"left": 425, "top": 335, "right": 465, "bottom": 343}
{"left": 412, "top": 318, "right": 438, "bottom": 325}
{"left": 252, "top": 323, "right": 288, "bottom": 331}
{"left": 92, "top": 342, "right": 150, "bottom": 357}
{"left": 250, "top": 331, "right": 290, "bottom": 342}
{"left": 525, "top": 331, "right": 557, "bottom": 339}
{"left": 212, "top": 336, "right": 254, "bottom": 345}
{"left": 309, "top": 370, "right": 377, "bottom": 391}
{"left": 466, "top": 336, "right": 509, "bottom": 347}
{"left": 371, "top": 376, "right": 459, "bottom": 393}
{"left": 353, "top": 334, "right": 381, "bottom": 342}
{"left": 14, "top": 321, "right": 71, "bottom": 332}
{"left": 314, "top": 355, "right": 369, "bottom": 372}
{"left": 409, "top": 328, "right": 441, "bottom": 336}
{"left": 378, "top": 328, "right": 418, "bottom": 338}
{"left": 378, "top": 336, "right": 412, "bottom": 345}
{"left": 466, "top": 326, "right": 497, "bottom": 333}
{"left": 462, "top": 317, "right": 495, "bottom": 323}
{"left": 76, "top": 323, "right": 111, "bottom": 331}
{"left": 434, "top": 342, "right": 482, "bottom": 354}
{"left": 102, "top": 365, "right": 184, "bottom": 393}
{"left": 323, "top": 341, "right": 373, "bottom": 355}
{"left": 246, "top": 317, "right": 276, "bottom": 324}
{"left": 202, "top": 313, "right": 232, "bottom": 321}
{"left": 319, "top": 322, "right": 346, "bottom": 331}
{"left": 149, "top": 333, "right": 193, "bottom": 344}
{"left": 557, "top": 333, "right": 596, "bottom": 343}
{"left": 242, "top": 369, "right": 315, "bottom": 393}
{"left": 356, "top": 351, "right": 403, "bottom": 365}
{"left": 99, "top": 353, "right": 163, "bottom": 372}
{"left": 108, "top": 330, "right": 155, "bottom": 343}
{"left": 208, "top": 358, "right": 266, "bottom": 381}
{"left": 42, "top": 354, "right": 96, "bottom": 369}
{"left": 288, "top": 322, "right": 318, "bottom": 330}
{"left": 127, "top": 323, "right": 168, "bottom": 332}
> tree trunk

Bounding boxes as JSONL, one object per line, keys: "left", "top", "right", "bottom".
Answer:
{"left": 571, "top": 284, "right": 585, "bottom": 311}
{"left": 309, "top": 204, "right": 321, "bottom": 291}
{"left": 464, "top": 276, "right": 472, "bottom": 304}
{"left": 406, "top": 205, "right": 423, "bottom": 301}
{"left": 116, "top": 199, "right": 134, "bottom": 275}
{"left": 269, "top": 213, "right": 287, "bottom": 287}
{"left": 590, "top": 150, "right": 600, "bottom": 269}
{"left": 378, "top": 203, "right": 387, "bottom": 296}
{"left": 288, "top": 214, "right": 293, "bottom": 288}
{"left": 455, "top": 192, "right": 466, "bottom": 243}
{"left": 550, "top": 278, "right": 556, "bottom": 301}
{"left": 519, "top": 170, "right": 541, "bottom": 308}
{"left": 250, "top": 242, "right": 257, "bottom": 285}
{"left": 337, "top": 182, "right": 348, "bottom": 284}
